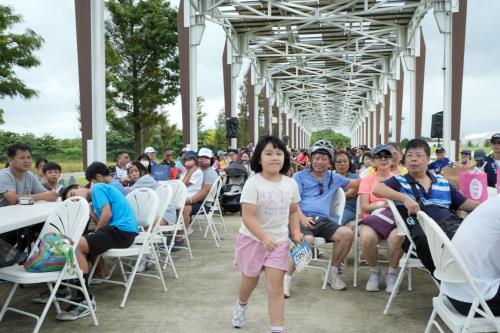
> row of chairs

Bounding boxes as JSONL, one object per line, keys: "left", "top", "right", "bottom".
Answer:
{"left": 0, "top": 178, "right": 227, "bottom": 333}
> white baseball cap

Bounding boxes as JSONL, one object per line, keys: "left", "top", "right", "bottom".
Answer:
{"left": 144, "top": 147, "right": 156, "bottom": 154}
{"left": 198, "top": 147, "right": 213, "bottom": 158}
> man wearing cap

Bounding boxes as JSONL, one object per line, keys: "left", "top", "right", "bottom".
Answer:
{"left": 484, "top": 133, "right": 500, "bottom": 187}
{"left": 183, "top": 148, "right": 219, "bottom": 227}
{"left": 458, "top": 149, "right": 473, "bottom": 167}
{"left": 144, "top": 147, "right": 158, "bottom": 166}
{"left": 428, "top": 147, "right": 453, "bottom": 174}
{"left": 283, "top": 140, "right": 360, "bottom": 296}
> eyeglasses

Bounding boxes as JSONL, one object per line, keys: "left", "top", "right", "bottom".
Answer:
{"left": 318, "top": 182, "right": 324, "bottom": 195}
{"left": 406, "top": 153, "right": 427, "bottom": 159}
{"left": 492, "top": 140, "right": 500, "bottom": 145}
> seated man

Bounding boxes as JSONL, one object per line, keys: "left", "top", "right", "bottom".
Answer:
{"left": 159, "top": 147, "right": 179, "bottom": 179}
{"left": 114, "top": 151, "right": 131, "bottom": 180}
{"left": 42, "top": 162, "right": 65, "bottom": 192}
{"left": 0, "top": 144, "right": 58, "bottom": 246}
{"left": 284, "top": 140, "right": 360, "bottom": 296}
{"left": 58, "top": 162, "right": 138, "bottom": 321}
{"left": 441, "top": 194, "right": 500, "bottom": 316}
{"left": 373, "top": 139, "right": 479, "bottom": 274}
{"left": 428, "top": 147, "right": 453, "bottom": 174}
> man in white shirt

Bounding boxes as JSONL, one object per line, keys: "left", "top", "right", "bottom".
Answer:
{"left": 114, "top": 151, "right": 130, "bottom": 180}
{"left": 440, "top": 194, "right": 500, "bottom": 316}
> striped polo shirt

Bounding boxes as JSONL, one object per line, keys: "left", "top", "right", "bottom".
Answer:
{"left": 384, "top": 172, "right": 467, "bottom": 224}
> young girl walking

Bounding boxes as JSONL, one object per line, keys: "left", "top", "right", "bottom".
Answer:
{"left": 232, "top": 136, "right": 303, "bottom": 333}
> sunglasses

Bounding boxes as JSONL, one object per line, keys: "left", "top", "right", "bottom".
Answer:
{"left": 318, "top": 182, "right": 324, "bottom": 195}
{"left": 492, "top": 140, "right": 500, "bottom": 145}
{"left": 375, "top": 155, "right": 391, "bottom": 160}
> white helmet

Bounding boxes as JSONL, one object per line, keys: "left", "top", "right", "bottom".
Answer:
{"left": 311, "top": 140, "right": 334, "bottom": 159}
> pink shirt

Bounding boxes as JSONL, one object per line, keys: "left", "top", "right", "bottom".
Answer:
{"left": 358, "top": 171, "right": 394, "bottom": 216}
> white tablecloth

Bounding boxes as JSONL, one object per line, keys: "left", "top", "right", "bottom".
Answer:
{"left": 0, "top": 202, "right": 60, "bottom": 234}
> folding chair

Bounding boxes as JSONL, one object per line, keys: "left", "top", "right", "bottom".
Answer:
{"left": 210, "top": 176, "right": 226, "bottom": 233}
{"left": 306, "top": 188, "right": 346, "bottom": 289}
{"left": 89, "top": 188, "right": 166, "bottom": 308}
{"left": 0, "top": 197, "right": 98, "bottom": 333}
{"left": 383, "top": 199, "right": 429, "bottom": 314}
{"left": 159, "top": 180, "right": 193, "bottom": 268}
{"left": 189, "top": 177, "right": 223, "bottom": 247}
{"left": 416, "top": 211, "right": 500, "bottom": 332}
{"left": 133, "top": 183, "right": 178, "bottom": 278}
{"left": 352, "top": 197, "right": 390, "bottom": 287}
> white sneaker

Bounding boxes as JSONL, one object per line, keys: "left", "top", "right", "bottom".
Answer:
{"left": 232, "top": 301, "right": 247, "bottom": 328}
{"left": 385, "top": 272, "right": 398, "bottom": 294}
{"left": 283, "top": 275, "right": 292, "bottom": 298}
{"left": 329, "top": 272, "right": 346, "bottom": 290}
{"left": 366, "top": 269, "right": 381, "bottom": 292}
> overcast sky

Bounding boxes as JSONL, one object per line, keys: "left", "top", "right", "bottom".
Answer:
{"left": 1, "top": 0, "right": 498, "bottom": 140}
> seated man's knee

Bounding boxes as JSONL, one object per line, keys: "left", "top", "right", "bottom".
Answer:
{"left": 333, "top": 226, "right": 353, "bottom": 242}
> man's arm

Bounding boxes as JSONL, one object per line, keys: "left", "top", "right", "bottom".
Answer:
{"left": 95, "top": 204, "right": 112, "bottom": 230}
{"left": 3, "top": 190, "right": 58, "bottom": 205}
{"left": 373, "top": 182, "right": 420, "bottom": 215}
{"left": 188, "top": 183, "right": 211, "bottom": 204}
{"left": 457, "top": 199, "right": 480, "bottom": 212}
{"left": 346, "top": 178, "right": 360, "bottom": 194}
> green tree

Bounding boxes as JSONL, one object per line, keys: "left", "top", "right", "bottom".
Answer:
{"left": 310, "top": 130, "right": 350, "bottom": 148}
{"left": 214, "top": 108, "right": 227, "bottom": 150}
{"left": 0, "top": 5, "right": 43, "bottom": 124}
{"left": 197, "top": 96, "right": 207, "bottom": 135}
{"left": 105, "top": 0, "right": 179, "bottom": 156}
{"left": 400, "top": 138, "right": 409, "bottom": 148}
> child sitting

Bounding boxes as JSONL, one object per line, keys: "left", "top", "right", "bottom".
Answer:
{"left": 42, "top": 162, "right": 64, "bottom": 192}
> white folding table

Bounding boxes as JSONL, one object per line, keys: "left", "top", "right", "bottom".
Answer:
{"left": 0, "top": 202, "right": 60, "bottom": 234}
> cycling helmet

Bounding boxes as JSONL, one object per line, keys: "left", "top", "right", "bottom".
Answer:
{"left": 311, "top": 140, "right": 334, "bottom": 159}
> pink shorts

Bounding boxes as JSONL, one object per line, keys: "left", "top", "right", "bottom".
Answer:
{"left": 234, "top": 233, "right": 289, "bottom": 277}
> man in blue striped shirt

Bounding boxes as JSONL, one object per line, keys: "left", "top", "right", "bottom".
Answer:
{"left": 373, "top": 139, "right": 479, "bottom": 274}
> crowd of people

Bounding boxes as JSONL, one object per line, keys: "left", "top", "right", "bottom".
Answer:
{"left": 0, "top": 132, "right": 499, "bottom": 332}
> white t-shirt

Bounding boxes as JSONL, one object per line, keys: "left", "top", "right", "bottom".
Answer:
{"left": 495, "top": 160, "right": 500, "bottom": 170}
{"left": 181, "top": 169, "right": 203, "bottom": 199}
{"left": 239, "top": 173, "right": 300, "bottom": 243}
{"left": 441, "top": 194, "right": 500, "bottom": 302}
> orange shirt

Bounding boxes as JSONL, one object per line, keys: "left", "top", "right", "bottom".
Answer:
{"left": 358, "top": 171, "right": 394, "bottom": 216}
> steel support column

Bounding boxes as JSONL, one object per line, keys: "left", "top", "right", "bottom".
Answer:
{"left": 179, "top": 0, "right": 192, "bottom": 149}
{"left": 375, "top": 104, "right": 381, "bottom": 145}
{"left": 74, "top": 0, "right": 92, "bottom": 168}
{"left": 264, "top": 89, "right": 270, "bottom": 135}
{"left": 288, "top": 118, "right": 293, "bottom": 149}
{"left": 415, "top": 28, "right": 426, "bottom": 139}
{"left": 246, "top": 69, "right": 254, "bottom": 146}
{"left": 451, "top": 0, "right": 467, "bottom": 160}
{"left": 384, "top": 89, "right": 390, "bottom": 144}
{"left": 396, "top": 64, "right": 404, "bottom": 143}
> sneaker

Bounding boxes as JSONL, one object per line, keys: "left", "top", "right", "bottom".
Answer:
{"left": 231, "top": 301, "right": 247, "bottom": 328}
{"left": 328, "top": 272, "right": 346, "bottom": 290}
{"left": 56, "top": 296, "right": 96, "bottom": 321}
{"left": 385, "top": 271, "right": 398, "bottom": 293}
{"left": 366, "top": 269, "right": 381, "bottom": 292}
{"left": 283, "top": 275, "right": 292, "bottom": 298}
{"left": 33, "top": 286, "right": 72, "bottom": 304}
{"left": 136, "top": 254, "right": 152, "bottom": 273}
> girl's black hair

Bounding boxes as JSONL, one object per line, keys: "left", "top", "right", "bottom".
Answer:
{"left": 334, "top": 150, "right": 355, "bottom": 174}
{"left": 35, "top": 157, "right": 48, "bottom": 168}
{"left": 250, "top": 136, "right": 290, "bottom": 175}
{"left": 128, "top": 161, "right": 148, "bottom": 176}
{"left": 137, "top": 153, "right": 152, "bottom": 174}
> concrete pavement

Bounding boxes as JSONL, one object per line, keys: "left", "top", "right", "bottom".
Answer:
{"left": 0, "top": 215, "right": 439, "bottom": 333}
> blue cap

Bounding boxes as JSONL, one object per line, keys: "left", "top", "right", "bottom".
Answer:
{"left": 373, "top": 144, "right": 392, "bottom": 156}
{"left": 181, "top": 150, "right": 198, "bottom": 160}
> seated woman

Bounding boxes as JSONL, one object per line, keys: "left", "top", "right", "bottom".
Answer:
{"left": 180, "top": 151, "right": 203, "bottom": 231}
{"left": 387, "top": 142, "right": 408, "bottom": 176}
{"left": 333, "top": 151, "right": 359, "bottom": 225}
{"left": 358, "top": 144, "right": 404, "bottom": 293}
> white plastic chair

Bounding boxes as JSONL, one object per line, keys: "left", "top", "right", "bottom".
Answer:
{"left": 383, "top": 199, "right": 429, "bottom": 314}
{"left": 416, "top": 211, "right": 500, "bottom": 332}
{"left": 306, "top": 188, "right": 345, "bottom": 289}
{"left": 0, "top": 197, "right": 98, "bottom": 333}
{"left": 189, "top": 177, "right": 223, "bottom": 247}
{"left": 209, "top": 176, "right": 226, "bottom": 233}
{"left": 159, "top": 180, "right": 193, "bottom": 266}
{"left": 89, "top": 188, "right": 166, "bottom": 308}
